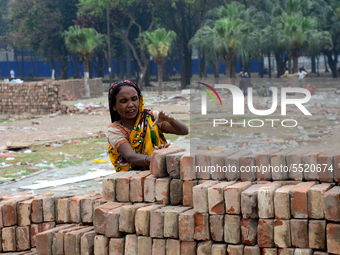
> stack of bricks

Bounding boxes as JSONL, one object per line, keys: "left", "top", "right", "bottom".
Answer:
{"left": 57, "top": 78, "right": 103, "bottom": 99}
{"left": 0, "top": 82, "right": 60, "bottom": 115}
{"left": 2, "top": 147, "right": 340, "bottom": 254}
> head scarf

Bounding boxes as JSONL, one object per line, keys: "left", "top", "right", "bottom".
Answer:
{"left": 108, "top": 80, "right": 167, "bottom": 172}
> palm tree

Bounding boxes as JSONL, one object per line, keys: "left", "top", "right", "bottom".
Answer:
{"left": 64, "top": 26, "right": 107, "bottom": 98}
{"left": 141, "top": 28, "right": 177, "bottom": 95}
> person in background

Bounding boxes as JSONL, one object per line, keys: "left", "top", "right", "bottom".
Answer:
{"left": 268, "top": 86, "right": 275, "bottom": 96}
{"left": 281, "top": 67, "right": 289, "bottom": 77}
{"left": 10, "top": 69, "right": 15, "bottom": 80}
{"left": 297, "top": 68, "right": 308, "bottom": 88}
{"left": 239, "top": 69, "right": 249, "bottom": 95}
{"left": 257, "top": 86, "right": 268, "bottom": 97}
{"left": 28, "top": 68, "right": 33, "bottom": 79}
{"left": 107, "top": 80, "right": 188, "bottom": 172}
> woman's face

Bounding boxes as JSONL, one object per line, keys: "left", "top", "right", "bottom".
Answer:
{"left": 113, "top": 86, "right": 139, "bottom": 120}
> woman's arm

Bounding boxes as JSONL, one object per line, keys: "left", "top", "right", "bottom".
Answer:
{"left": 152, "top": 111, "right": 188, "bottom": 135}
{"left": 117, "top": 143, "right": 151, "bottom": 167}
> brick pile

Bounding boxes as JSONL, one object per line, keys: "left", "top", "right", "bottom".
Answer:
{"left": 57, "top": 78, "right": 103, "bottom": 99}
{"left": 2, "top": 147, "right": 340, "bottom": 254}
{"left": 0, "top": 82, "right": 60, "bottom": 115}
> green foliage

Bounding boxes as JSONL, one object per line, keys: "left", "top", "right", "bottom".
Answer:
{"left": 141, "top": 28, "right": 177, "bottom": 63}
{"left": 64, "top": 26, "right": 107, "bottom": 62}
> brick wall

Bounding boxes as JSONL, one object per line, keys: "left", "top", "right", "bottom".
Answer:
{"left": 57, "top": 78, "right": 103, "bottom": 99}
{"left": 0, "top": 79, "right": 103, "bottom": 115}
{"left": 0, "top": 81, "right": 60, "bottom": 115}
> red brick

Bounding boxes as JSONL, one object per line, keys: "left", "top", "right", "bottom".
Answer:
{"left": 327, "top": 223, "right": 340, "bottom": 254}
{"left": 181, "top": 241, "right": 197, "bottom": 255}
{"left": 308, "top": 220, "right": 326, "bottom": 250}
{"left": 164, "top": 206, "right": 190, "bottom": 239}
{"left": 80, "top": 230, "right": 96, "bottom": 255}
{"left": 271, "top": 150, "right": 291, "bottom": 181}
{"left": 262, "top": 248, "right": 277, "bottom": 255}
{"left": 323, "top": 186, "right": 340, "bottom": 222}
{"left": 241, "top": 218, "right": 258, "bottom": 245}
{"left": 286, "top": 150, "right": 309, "bottom": 180}
{"left": 210, "top": 149, "right": 238, "bottom": 180}
{"left": 17, "top": 199, "right": 33, "bottom": 226}
{"left": 290, "top": 182, "right": 316, "bottom": 218}
{"left": 2, "top": 199, "right": 19, "bottom": 226}
{"left": 170, "top": 179, "right": 183, "bottom": 205}
{"left": 196, "top": 151, "right": 222, "bottom": 180}
{"left": 135, "top": 204, "right": 164, "bottom": 236}
{"left": 55, "top": 197, "right": 71, "bottom": 223}
{"left": 94, "top": 234, "right": 109, "bottom": 255}
{"left": 274, "top": 220, "right": 291, "bottom": 248}
{"left": 180, "top": 152, "right": 196, "bottom": 181}
{"left": 211, "top": 244, "right": 227, "bottom": 255}
{"left": 144, "top": 174, "right": 157, "bottom": 202}
{"left": 240, "top": 154, "right": 257, "bottom": 182}
{"left": 208, "top": 181, "right": 235, "bottom": 215}
{"left": 193, "top": 180, "right": 218, "bottom": 213}
{"left": 301, "top": 150, "right": 324, "bottom": 181}
{"left": 278, "top": 248, "right": 295, "bottom": 255}
{"left": 150, "top": 206, "right": 177, "bottom": 238}
{"left": 2, "top": 226, "right": 16, "bottom": 252}
{"left": 227, "top": 244, "right": 245, "bottom": 255}
{"left": 31, "top": 194, "right": 50, "bottom": 223}
{"left": 130, "top": 170, "right": 151, "bottom": 202}
{"left": 152, "top": 239, "right": 166, "bottom": 255}
{"left": 109, "top": 238, "right": 125, "bottom": 255}
{"left": 119, "top": 203, "right": 147, "bottom": 233}
{"left": 42, "top": 221, "right": 56, "bottom": 231}
{"left": 166, "top": 239, "right": 180, "bottom": 255}
{"left": 225, "top": 182, "right": 252, "bottom": 214}
{"left": 209, "top": 215, "right": 224, "bottom": 242}
{"left": 42, "top": 196, "right": 55, "bottom": 222}
{"left": 155, "top": 177, "right": 170, "bottom": 204}
{"left": 151, "top": 146, "right": 186, "bottom": 177}
{"left": 105, "top": 207, "right": 122, "bottom": 238}
{"left": 69, "top": 194, "right": 91, "bottom": 223}
{"left": 317, "top": 149, "right": 340, "bottom": 182}
{"left": 93, "top": 202, "right": 123, "bottom": 235}
{"left": 52, "top": 226, "right": 85, "bottom": 255}
{"left": 194, "top": 212, "right": 210, "bottom": 241}
{"left": 255, "top": 150, "right": 281, "bottom": 181}
{"left": 102, "top": 172, "right": 129, "bottom": 201}
{"left": 64, "top": 226, "right": 94, "bottom": 255}
{"left": 183, "top": 180, "right": 197, "bottom": 206}
{"left": 197, "top": 240, "right": 213, "bottom": 255}
{"left": 333, "top": 152, "right": 340, "bottom": 182}
{"left": 244, "top": 245, "right": 261, "bottom": 255}
{"left": 294, "top": 249, "right": 312, "bottom": 255}
{"left": 224, "top": 214, "right": 241, "bottom": 244}
{"left": 30, "top": 223, "right": 42, "bottom": 248}
{"left": 179, "top": 209, "right": 195, "bottom": 241}
{"left": 124, "top": 234, "right": 137, "bottom": 255}
{"left": 257, "top": 219, "right": 274, "bottom": 248}
{"left": 16, "top": 226, "right": 30, "bottom": 251}
{"left": 116, "top": 172, "right": 140, "bottom": 202}
{"left": 167, "top": 151, "right": 187, "bottom": 179}
{"left": 308, "top": 184, "right": 332, "bottom": 219}
{"left": 290, "top": 219, "right": 308, "bottom": 248}
{"left": 225, "top": 150, "right": 252, "bottom": 181}
{"left": 81, "top": 194, "right": 102, "bottom": 223}
{"left": 36, "top": 224, "right": 75, "bottom": 255}
{"left": 241, "top": 184, "right": 263, "bottom": 219}
{"left": 274, "top": 185, "right": 295, "bottom": 220}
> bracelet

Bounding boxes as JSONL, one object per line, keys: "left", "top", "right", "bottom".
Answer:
{"left": 144, "top": 155, "right": 150, "bottom": 165}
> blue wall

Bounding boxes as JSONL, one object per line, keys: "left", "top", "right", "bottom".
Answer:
{"left": 0, "top": 58, "right": 260, "bottom": 78}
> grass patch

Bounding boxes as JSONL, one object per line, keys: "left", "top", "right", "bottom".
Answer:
{"left": 0, "top": 137, "right": 108, "bottom": 177}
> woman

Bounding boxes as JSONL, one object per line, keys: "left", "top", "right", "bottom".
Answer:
{"left": 107, "top": 80, "right": 188, "bottom": 172}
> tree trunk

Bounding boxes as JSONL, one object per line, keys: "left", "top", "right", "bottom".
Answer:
{"left": 259, "top": 54, "right": 263, "bottom": 78}
{"left": 14, "top": 47, "right": 20, "bottom": 77}
{"left": 21, "top": 49, "right": 25, "bottom": 78}
{"left": 49, "top": 55, "right": 58, "bottom": 79}
{"left": 157, "top": 63, "right": 163, "bottom": 95}
{"left": 231, "top": 56, "right": 236, "bottom": 79}
{"left": 126, "top": 43, "right": 131, "bottom": 78}
{"left": 325, "top": 51, "right": 338, "bottom": 78}
{"left": 89, "top": 61, "right": 93, "bottom": 79}
{"left": 198, "top": 47, "right": 202, "bottom": 78}
{"left": 311, "top": 55, "right": 316, "bottom": 73}
{"left": 324, "top": 55, "right": 329, "bottom": 72}
{"left": 120, "top": 60, "right": 124, "bottom": 79}
{"left": 84, "top": 60, "right": 90, "bottom": 98}
{"left": 59, "top": 55, "right": 69, "bottom": 79}
{"left": 212, "top": 61, "right": 219, "bottom": 79}
{"left": 225, "top": 58, "right": 231, "bottom": 83}
{"left": 34, "top": 53, "right": 39, "bottom": 77}
{"left": 268, "top": 52, "right": 272, "bottom": 78}
{"left": 288, "top": 55, "right": 292, "bottom": 74}
{"left": 293, "top": 56, "right": 298, "bottom": 73}
{"left": 162, "top": 61, "right": 169, "bottom": 81}
{"left": 5, "top": 52, "right": 10, "bottom": 77}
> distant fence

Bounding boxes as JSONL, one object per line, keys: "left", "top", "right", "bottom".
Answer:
{"left": 0, "top": 59, "right": 260, "bottom": 79}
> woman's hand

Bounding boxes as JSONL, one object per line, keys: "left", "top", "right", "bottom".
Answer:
{"left": 152, "top": 111, "right": 175, "bottom": 127}
{"left": 155, "top": 143, "right": 171, "bottom": 150}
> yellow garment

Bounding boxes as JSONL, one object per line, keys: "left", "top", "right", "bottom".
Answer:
{"left": 108, "top": 94, "right": 167, "bottom": 172}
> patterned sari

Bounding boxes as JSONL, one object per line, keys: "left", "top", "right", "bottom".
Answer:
{"left": 108, "top": 81, "right": 167, "bottom": 172}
